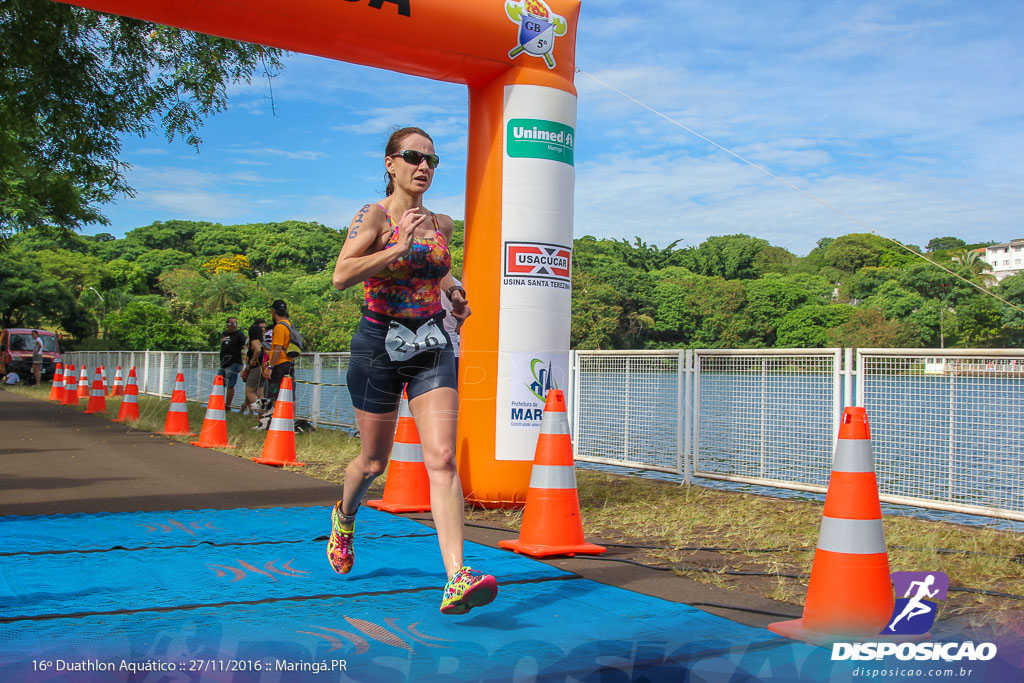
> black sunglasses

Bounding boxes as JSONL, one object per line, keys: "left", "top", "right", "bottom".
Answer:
{"left": 389, "top": 149, "right": 440, "bottom": 169}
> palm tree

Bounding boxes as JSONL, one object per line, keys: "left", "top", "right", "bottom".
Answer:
{"left": 951, "top": 248, "right": 996, "bottom": 286}
{"left": 202, "top": 272, "right": 247, "bottom": 312}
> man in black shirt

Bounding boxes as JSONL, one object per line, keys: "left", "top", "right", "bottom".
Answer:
{"left": 219, "top": 317, "right": 247, "bottom": 411}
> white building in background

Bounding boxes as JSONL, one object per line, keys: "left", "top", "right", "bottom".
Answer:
{"left": 980, "top": 239, "right": 1024, "bottom": 281}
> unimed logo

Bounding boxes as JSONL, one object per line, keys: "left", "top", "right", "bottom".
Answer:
{"left": 507, "top": 118, "right": 575, "bottom": 165}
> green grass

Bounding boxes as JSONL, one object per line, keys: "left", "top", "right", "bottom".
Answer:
{"left": 9, "top": 383, "right": 1023, "bottom": 630}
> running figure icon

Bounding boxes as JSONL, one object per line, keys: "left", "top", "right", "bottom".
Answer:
{"left": 888, "top": 573, "right": 940, "bottom": 632}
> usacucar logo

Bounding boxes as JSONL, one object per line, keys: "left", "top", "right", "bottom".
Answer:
{"left": 505, "top": 0, "right": 567, "bottom": 69}
{"left": 504, "top": 242, "right": 571, "bottom": 281}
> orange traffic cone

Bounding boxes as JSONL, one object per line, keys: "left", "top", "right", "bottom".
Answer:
{"left": 161, "top": 372, "right": 195, "bottom": 436}
{"left": 83, "top": 367, "right": 107, "bottom": 414}
{"left": 499, "top": 390, "right": 606, "bottom": 558}
{"left": 111, "top": 366, "right": 125, "bottom": 397}
{"left": 769, "top": 407, "right": 893, "bottom": 643}
{"left": 76, "top": 366, "right": 90, "bottom": 400}
{"left": 61, "top": 365, "right": 79, "bottom": 406}
{"left": 191, "top": 374, "right": 235, "bottom": 448}
{"left": 114, "top": 367, "right": 140, "bottom": 422}
{"left": 252, "top": 376, "right": 304, "bottom": 467}
{"left": 48, "top": 362, "right": 64, "bottom": 401}
{"left": 367, "top": 389, "right": 431, "bottom": 512}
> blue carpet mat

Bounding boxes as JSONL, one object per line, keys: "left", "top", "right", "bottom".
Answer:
{"left": 1, "top": 577, "right": 852, "bottom": 682}
{"left": 0, "top": 536, "right": 565, "bottom": 620}
{"left": 2, "top": 507, "right": 1016, "bottom": 682}
{"left": 0, "top": 506, "right": 419, "bottom": 553}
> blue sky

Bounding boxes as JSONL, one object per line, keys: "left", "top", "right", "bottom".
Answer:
{"left": 91, "top": 0, "right": 1024, "bottom": 256}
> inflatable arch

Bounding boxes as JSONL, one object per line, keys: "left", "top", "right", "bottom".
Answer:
{"left": 60, "top": 0, "right": 582, "bottom": 507}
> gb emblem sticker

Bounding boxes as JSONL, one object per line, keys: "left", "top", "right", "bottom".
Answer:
{"left": 505, "top": 0, "right": 567, "bottom": 69}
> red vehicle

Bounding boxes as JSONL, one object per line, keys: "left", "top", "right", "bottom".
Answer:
{"left": 0, "top": 328, "right": 62, "bottom": 382}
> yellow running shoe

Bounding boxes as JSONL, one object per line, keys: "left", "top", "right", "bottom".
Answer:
{"left": 440, "top": 566, "right": 498, "bottom": 615}
{"left": 326, "top": 501, "right": 354, "bottom": 574}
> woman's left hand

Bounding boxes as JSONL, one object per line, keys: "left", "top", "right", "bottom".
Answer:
{"left": 450, "top": 292, "right": 471, "bottom": 332}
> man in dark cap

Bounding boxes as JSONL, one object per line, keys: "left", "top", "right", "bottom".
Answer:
{"left": 262, "top": 299, "right": 297, "bottom": 412}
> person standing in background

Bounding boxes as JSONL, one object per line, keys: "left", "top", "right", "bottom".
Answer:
{"left": 31, "top": 330, "right": 43, "bottom": 386}
{"left": 219, "top": 317, "right": 246, "bottom": 411}
{"left": 242, "top": 319, "right": 267, "bottom": 415}
{"left": 262, "top": 300, "right": 296, "bottom": 409}
{"left": 440, "top": 275, "right": 463, "bottom": 374}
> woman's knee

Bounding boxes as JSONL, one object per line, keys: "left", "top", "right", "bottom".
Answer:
{"left": 350, "top": 454, "right": 389, "bottom": 478}
{"left": 423, "top": 445, "right": 457, "bottom": 476}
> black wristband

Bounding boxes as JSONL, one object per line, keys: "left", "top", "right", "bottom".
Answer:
{"left": 446, "top": 285, "right": 467, "bottom": 302}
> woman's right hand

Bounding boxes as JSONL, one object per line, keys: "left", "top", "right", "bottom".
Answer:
{"left": 394, "top": 208, "right": 428, "bottom": 256}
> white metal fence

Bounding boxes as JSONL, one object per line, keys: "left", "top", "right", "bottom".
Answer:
{"left": 63, "top": 347, "right": 1023, "bottom": 521}
{"left": 63, "top": 350, "right": 357, "bottom": 429}
{"left": 571, "top": 347, "right": 1022, "bottom": 522}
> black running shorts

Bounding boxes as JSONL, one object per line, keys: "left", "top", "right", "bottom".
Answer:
{"left": 346, "top": 315, "right": 457, "bottom": 414}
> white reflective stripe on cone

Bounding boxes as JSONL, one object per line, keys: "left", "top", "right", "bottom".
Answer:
{"left": 91, "top": 389, "right": 104, "bottom": 397}
{"left": 168, "top": 403, "right": 188, "bottom": 413}
{"left": 529, "top": 464, "right": 578, "bottom": 490}
{"left": 210, "top": 385, "right": 225, "bottom": 397}
{"left": 391, "top": 441, "right": 424, "bottom": 462}
{"left": 399, "top": 399, "right": 413, "bottom": 419}
{"left": 123, "top": 394, "right": 138, "bottom": 403}
{"left": 278, "top": 388, "right": 294, "bottom": 403}
{"left": 540, "top": 411, "right": 570, "bottom": 435}
{"left": 816, "top": 516, "right": 886, "bottom": 555}
{"left": 832, "top": 439, "right": 874, "bottom": 473}
{"left": 204, "top": 409, "right": 226, "bottom": 421}
{"left": 269, "top": 417, "right": 293, "bottom": 432}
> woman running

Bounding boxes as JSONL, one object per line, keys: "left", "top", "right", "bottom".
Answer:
{"left": 329, "top": 126, "right": 497, "bottom": 615}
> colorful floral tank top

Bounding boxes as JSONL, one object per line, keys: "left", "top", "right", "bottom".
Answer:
{"left": 364, "top": 203, "right": 451, "bottom": 319}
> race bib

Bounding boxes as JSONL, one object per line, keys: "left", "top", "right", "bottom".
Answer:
{"left": 385, "top": 320, "right": 448, "bottom": 361}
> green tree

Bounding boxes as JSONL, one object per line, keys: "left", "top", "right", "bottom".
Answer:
{"left": 134, "top": 249, "right": 194, "bottom": 288}
{"left": 571, "top": 271, "right": 624, "bottom": 350}
{"left": 105, "top": 259, "right": 148, "bottom": 294}
{"left": 822, "top": 233, "right": 891, "bottom": 274}
{"left": 191, "top": 223, "right": 247, "bottom": 259}
{"left": 202, "top": 271, "right": 248, "bottom": 312}
{"left": 0, "top": 3, "right": 283, "bottom": 242}
{"left": 775, "top": 305, "right": 855, "bottom": 348}
{"left": 649, "top": 268, "right": 747, "bottom": 348}
{"left": 246, "top": 221, "right": 345, "bottom": 274}
{"left": 743, "top": 273, "right": 832, "bottom": 346}
{"left": 826, "top": 308, "right": 921, "bottom": 348}
{"left": 752, "top": 245, "right": 798, "bottom": 276}
{"left": 685, "top": 234, "right": 771, "bottom": 280}
{"left": 124, "top": 221, "right": 209, "bottom": 252}
{"left": 996, "top": 274, "right": 1024, "bottom": 346}
{"left": 951, "top": 248, "right": 996, "bottom": 286}
{"left": 953, "top": 295, "right": 1004, "bottom": 347}
{"left": 104, "top": 301, "right": 207, "bottom": 350}
{"left": 839, "top": 267, "right": 899, "bottom": 302}
{"left": 0, "top": 249, "right": 82, "bottom": 330}
{"left": 927, "top": 236, "right": 966, "bottom": 252}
